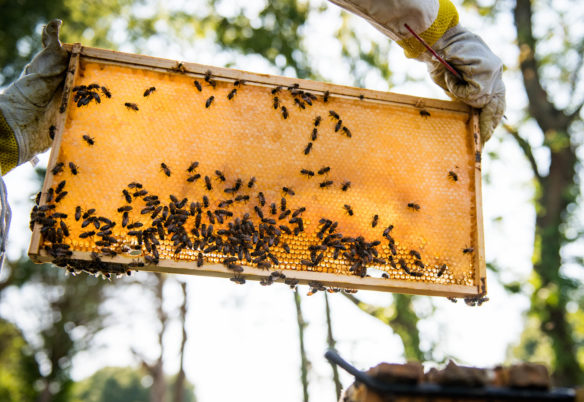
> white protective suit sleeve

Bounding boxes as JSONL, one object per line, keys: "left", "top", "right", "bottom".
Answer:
{"left": 328, "top": 0, "right": 505, "bottom": 143}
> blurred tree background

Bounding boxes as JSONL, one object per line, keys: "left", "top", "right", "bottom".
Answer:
{"left": 1, "top": 0, "right": 583, "bottom": 401}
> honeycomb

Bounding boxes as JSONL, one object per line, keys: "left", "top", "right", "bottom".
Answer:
{"left": 29, "top": 48, "right": 484, "bottom": 297}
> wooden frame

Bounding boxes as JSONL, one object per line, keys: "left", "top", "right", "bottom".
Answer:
{"left": 28, "top": 44, "right": 485, "bottom": 298}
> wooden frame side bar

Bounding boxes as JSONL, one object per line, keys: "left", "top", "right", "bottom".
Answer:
{"left": 472, "top": 109, "right": 487, "bottom": 294}
{"left": 28, "top": 43, "right": 81, "bottom": 261}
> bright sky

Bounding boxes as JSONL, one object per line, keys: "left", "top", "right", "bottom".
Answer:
{"left": 0, "top": 1, "right": 564, "bottom": 401}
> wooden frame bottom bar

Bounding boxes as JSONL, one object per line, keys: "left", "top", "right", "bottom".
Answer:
{"left": 33, "top": 251, "right": 478, "bottom": 297}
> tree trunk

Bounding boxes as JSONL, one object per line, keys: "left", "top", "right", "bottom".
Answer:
{"left": 294, "top": 289, "right": 310, "bottom": 402}
{"left": 174, "top": 281, "right": 188, "bottom": 402}
{"left": 514, "top": 0, "right": 583, "bottom": 385}
{"left": 150, "top": 274, "right": 167, "bottom": 402}
{"left": 324, "top": 293, "right": 342, "bottom": 399}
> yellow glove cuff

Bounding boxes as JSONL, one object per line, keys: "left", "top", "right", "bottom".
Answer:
{"left": 0, "top": 111, "right": 19, "bottom": 174}
{"left": 397, "top": 0, "right": 459, "bottom": 59}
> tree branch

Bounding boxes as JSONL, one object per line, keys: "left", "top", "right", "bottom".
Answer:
{"left": 514, "top": 0, "right": 571, "bottom": 132}
{"left": 502, "top": 123, "right": 543, "bottom": 183}
{"left": 323, "top": 293, "right": 342, "bottom": 400}
{"left": 293, "top": 289, "right": 310, "bottom": 402}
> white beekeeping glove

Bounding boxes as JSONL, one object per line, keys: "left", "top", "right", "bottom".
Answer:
{"left": 0, "top": 19, "right": 69, "bottom": 173}
{"left": 329, "top": 0, "right": 505, "bottom": 143}
{"left": 0, "top": 19, "right": 68, "bottom": 271}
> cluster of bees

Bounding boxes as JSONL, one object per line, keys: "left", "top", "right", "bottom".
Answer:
{"left": 34, "top": 67, "right": 486, "bottom": 303}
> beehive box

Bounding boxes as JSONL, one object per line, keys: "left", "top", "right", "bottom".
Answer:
{"left": 28, "top": 44, "right": 486, "bottom": 298}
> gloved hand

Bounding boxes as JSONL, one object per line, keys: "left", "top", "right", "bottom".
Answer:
{"left": 417, "top": 25, "right": 505, "bottom": 144}
{"left": 0, "top": 19, "right": 69, "bottom": 172}
{"left": 328, "top": 0, "right": 505, "bottom": 143}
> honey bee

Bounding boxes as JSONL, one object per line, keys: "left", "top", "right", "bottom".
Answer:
{"left": 407, "top": 203, "right": 420, "bottom": 211}
{"left": 215, "top": 170, "right": 226, "bottom": 182}
{"left": 419, "top": 109, "right": 431, "bottom": 117}
{"left": 69, "top": 162, "right": 78, "bottom": 175}
{"left": 143, "top": 86, "right": 156, "bottom": 96}
{"left": 235, "top": 195, "right": 250, "bottom": 202}
{"left": 269, "top": 203, "right": 277, "bottom": 215}
{"left": 300, "top": 169, "right": 314, "bottom": 178}
{"left": 122, "top": 189, "right": 132, "bottom": 203}
{"left": 271, "top": 86, "right": 282, "bottom": 94}
{"left": 280, "top": 197, "right": 287, "bottom": 212}
{"left": 75, "top": 206, "right": 82, "bottom": 221}
{"left": 311, "top": 128, "right": 318, "bottom": 141}
{"left": 281, "top": 106, "right": 288, "bottom": 119}
{"left": 317, "top": 166, "right": 330, "bottom": 175}
{"left": 204, "top": 69, "right": 213, "bottom": 83}
{"left": 101, "top": 86, "right": 112, "bottom": 98}
{"left": 437, "top": 264, "right": 447, "bottom": 277}
{"left": 55, "top": 191, "right": 68, "bottom": 203}
{"left": 372, "top": 214, "right": 379, "bottom": 228}
{"left": 359, "top": 94, "right": 364, "bottom": 100}
{"left": 341, "top": 126, "right": 352, "bottom": 137}
{"left": 314, "top": 116, "right": 321, "bottom": 127}
{"left": 273, "top": 96, "right": 279, "bottom": 109}
{"left": 203, "top": 195, "right": 210, "bottom": 208}
{"left": 205, "top": 96, "right": 215, "bottom": 108}
{"left": 319, "top": 180, "right": 333, "bottom": 188}
{"left": 197, "top": 252, "right": 204, "bottom": 267}
{"left": 304, "top": 142, "right": 312, "bottom": 155}
{"left": 409, "top": 250, "right": 421, "bottom": 259}
{"left": 323, "top": 91, "right": 330, "bottom": 102}
{"left": 55, "top": 180, "right": 66, "bottom": 194}
{"left": 282, "top": 187, "right": 295, "bottom": 196}
{"left": 248, "top": 177, "right": 256, "bottom": 188}
{"left": 335, "top": 120, "right": 342, "bottom": 132}
{"left": 204, "top": 176, "right": 212, "bottom": 190}
{"left": 227, "top": 88, "right": 237, "bottom": 100}
{"left": 79, "top": 231, "right": 95, "bottom": 238}
{"left": 230, "top": 275, "right": 246, "bottom": 284}
{"left": 257, "top": 192, "right": 266, "bottom": 206}
{"left": 51, "top": 162, "right": 64, "bottom": 175}
{"left": 448, "top": 171, "right": 458, "bottom": 182}
{"left": 463, "top": 247, "right": 474, "bottom": 254}
{"left": 233, "top": 79, "right": 245, "bottom": 86}
{"left": 81, "top": 134, "right": 95, "bottom": 145}
{"left": 475, "top": 152, "right": 481, "bottom": 163}
{"left": 187, "top": 174, "right": 201, "bottom": 182}
{"left": 49, "top": 125, "right": 56, "bottom": 140}
{"left": 341, "top": 181, "right": 351, "bottom": 191}
{"left": 329, "top": 110, "right": 339, "bottom": 119}
{"left": 122, "top": 211, "right": 129, "bottom": 227}
{"left": 124, "top": 102, "right": 139, "bottom": 111}
{"left": 294, "top": 98, "right": 305, "bottom": 109}
{"left": 187, "top": 161, "right": 199, "bottom": 172}
{"left": 343, "top": 204, "right": 354, "bottom": 216}
{"left": 193, "top": 80, "right": 202, "bottom": 91}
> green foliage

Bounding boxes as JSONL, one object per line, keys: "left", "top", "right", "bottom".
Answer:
{"left": 2, "top": 255, "right": 109, "bottom": 401}
{"left": 0, "top": 0, "right": 134, "bottom": 85}
{"left": 71, "top": 366, "right": 196, "bottom": 402}
{"left": 0, "top": 319, "right": 40, "bottom": 402}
